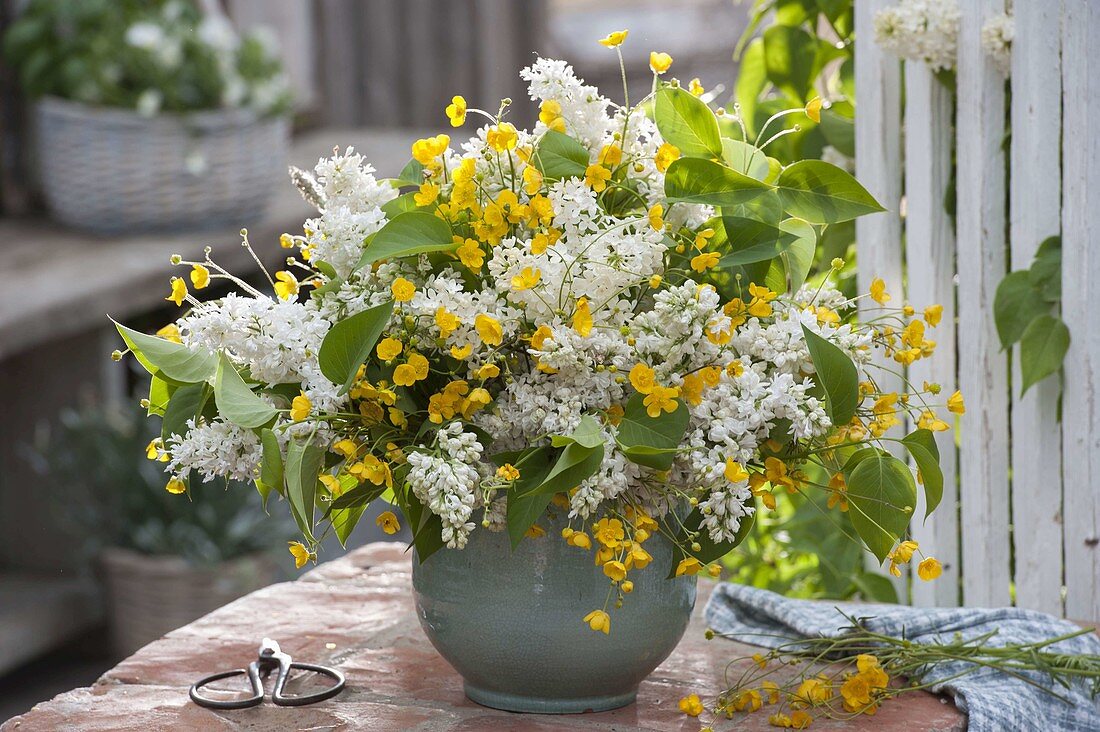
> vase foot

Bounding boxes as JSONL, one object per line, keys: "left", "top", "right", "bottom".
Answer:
{"left": 463, "top": 683, "right": 638, "bottom": 714}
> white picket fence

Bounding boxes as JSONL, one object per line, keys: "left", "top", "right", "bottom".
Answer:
{"left": 855, "top": 0, "right": 1100, "bottom": 620}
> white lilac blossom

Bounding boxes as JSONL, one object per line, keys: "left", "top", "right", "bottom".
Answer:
{"left": 981, "top": 13, "right": 1014, "bottom": 76}
{"left": 874, "top": 0, "right": 961, "bottom": 72}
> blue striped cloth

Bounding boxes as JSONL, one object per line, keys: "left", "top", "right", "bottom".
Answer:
{"left": 704, "top": 583, "right": 1100, "bottom": 731}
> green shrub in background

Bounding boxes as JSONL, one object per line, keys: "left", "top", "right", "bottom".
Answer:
{"left": 26, "top": 404, "right": 293, "bottom": 566}
{"left": 3, "top": 0, "right": 290, "bottom": 115}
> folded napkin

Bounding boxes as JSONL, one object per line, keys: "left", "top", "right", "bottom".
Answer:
{"left": 705, "top": 583, "right": 1100, "bottom": 731}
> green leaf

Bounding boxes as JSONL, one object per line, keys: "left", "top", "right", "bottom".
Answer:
{"left": 718, "top": 216, "right": 795, "bottom": 264}
{"left": 394, "top": 159, "right": 426, "bottom": 187}
{"left": 994, "top": 270, "right": 1048, "bottom": 349}
{"left": 147, "top": 375, "right": 174, "bottom": 417}
{"left": 329, "top": 483, "right": 387, "bottom": 512}
{"left": 1028, "top": 235, "right": 1062, "bottom": 302}
{"left": 901, "top": 429, "right": 943, "bottom": 518}
{"left": 113, "top": 320, "right": 216, "bottom": 384}
{"left": 668, "top": 501, "right": 756, "bottom": 577}
{"left": 844, "top": 450, "right": 916, "bottom": 563}
{"left": 654, "top": 87, "right": 722, "bottom": 158}
{"left": 721, "top": 138, "right": 769, "bottom": 180}
{"left": 505, "top": 447, "right": 556, "bottom": 549}
{"left": 285, "top": 436, "right": 325, "bottom": 541}
{"left": 735, "top": 38, "right": 767, "bottom": 138}
{"left": 357, "top": 212, "right": 454, "bottom": 267}
{"left": 616, "top": 393, "right": 690, "bottom": 470}
{"left": 778, "top": 218, "right": 816, "bottom": 292}
{"left": 763, "top": 25, "right": 816, "bottom": 102}
{"left": 381, "top": 192, "right": 425, "bottom": 218}
{"left": 161, "top": 383, "right": 211, "bottom": 442}
{"left": 776, "top": 160, "right": 885, "bottom": 224}
{"left": 259, "top": 428, "right": 284, "bottom": 508}
{"left": 332, "top": 504, "right": 368, "bottom": 546}
{"left": 664, "top": 157, "right": 773, "bottom": 209}
{"left": 819, "top": 108, "right": 855, "bottom": 157}
{"left": 403, "top": 494, "right": 445, "bottom": 563}
{"left": 532, "top": 129, "right": 590, "bottom": 181}
{"left": 550, "top": 414, "right": 604, "bottom": 449}
{"left": 801, "top": 325, "right": 859, "bottom": 425}
{"left": 528, "top": 442, "right": 604, "bottom": 497}
{"left": 214, "top": 354, "right": 278, "bottom": 429}
{"left": 1020, "top": 315, "right": 1070, "bottom": 395}
{"left": 318, "top": 300, "right": 395, "bottom": 393}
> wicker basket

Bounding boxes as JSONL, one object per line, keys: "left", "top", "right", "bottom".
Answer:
{"left": 33, "top": 96, "right": 290, "bottom": 234}
{"left": 99, "top": 547, "right": 276, "bottom": 657}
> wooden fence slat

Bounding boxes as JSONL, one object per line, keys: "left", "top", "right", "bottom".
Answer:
{"left": 1061, "top": 0, "right": 1100, "bottom": 621}
{"left": 316, "top": 0, "right": 364, "bottom": 126}
{"left": 904, "top": 62, "right": 960, "bottom": 608}
{"left": 955, "top": 0, "right": 1011, "bottom": 608}
{"left": 1010, "top": 0, "right": 1064, "bottom": 616}
{"left": 854, "top": 0, "right": 907, "bottom": 598}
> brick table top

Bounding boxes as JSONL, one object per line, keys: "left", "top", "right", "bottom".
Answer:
{"left": 2, "top": 543, "right": 965, "bottom": 731}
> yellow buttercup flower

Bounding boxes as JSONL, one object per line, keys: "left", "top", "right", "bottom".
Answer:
{"left": 583, "top": 609, "right": 611, "bottom": 634}
{"left": 165, "top": 476, "right": 186, "bottom": 494}
{"left": 870, "top": 277, "right": 891, "bottom": 305}
{"left": 450, "top": 343, "right": 472, "bottom": 360}
{"left": 538, "top": 99, "right": 566, "bottom": 132}
{"left": 584, "top": 163, "right": 611, "bottom": 192}
{"left": 629, "top": 363, "right": 656, "bottom": 394}
{"left": 391, "top": 277, "right": 416, "bottom": 302}
{"left": 166, "top": 277, "right": 187, "bottom": 306}
{"left": 280, "top": 232, "right": 295, "bottom": 248}
{"left": 602, "top": 560, "right": 627, "bottom": 582}
{"left": 647, "top": 204, "right": 664, "bottom": 231}
{"left": 676, "top": 556, "right": 702, "bottom": 577}
{"left": 805, "top": 96, "right": 823, "bottom": 123}
{"left": 456, "top": 238, "right": 485, "bottom": 271}
{"left": 918, "top": 556, "right": 943, "bottom": 581}
{"left": 599, "top": 143, "right": 623, "bottom": 167}
{"left": 445, "top": 95, "right": 467, "bottom": 127}
{"left": 435, "top": 307, "right": 460, "bottom": 338}
{"left": 510, "top": 266, "right": 542, "bottom": 291}
{"left": 290, "top": 392, "right": 312, "bottom": 422}
{"left": 375, "top": 510, "right": 401, "bottom": 535}
{"left": 724, "top": 459, "right": 749, "bottom": 483}
{"left": 572, "top": 297, "right": 593, "bottom": 337}
{"left": 157, "top": 323, "right": 182, "bottom": 343}
{"left": 598, "top": 29, "right": 628, "bottom": 48}
{"left": 681, "top": 372, "right": 704, "bottom": 406}
{"left": 476, "top": 363, "right": 500, "bottom": 379}
{"left": 593, "top": 517, "right": 625, "bottom": 547}
{"left": 333, "top": 439, "right": 358, "bottom": 459}
{"left": 523, "top": 165, "right": 544, "bottom": 196}
{"left": 925, "top": 303, "right": 944, "bottom": 326}
{"left": 288, "top": 540, "right": 315, "bottom": 569}
{"left": 947, "top": 390, "right": 966, "bottom": 414}
{"left": 655, "top": 142, "right": 680, "bottom": 173}
{"left": 530, "top": 324, "right": 554, "bottom": 350}
{"left": 190, "top": 264, "right": 210, "bottom": 289}
{"left": 486, "top": 122, "right": 518, "bottom": 152}
{"left": 475, "top": 314, "right": 503, "bottom": 346}
{"left": 274, "top": 271, "right": 299, "bottom": 301}
{"left": 649, "top": 51, "right": 673, "bottom": 74}
{"left": 644, "top": 384, "right": 680, "bottom": 417}
{"left": 376, "top": 337, "right": 403, "bottom": 362}
{"left": 394, "top": 353, "right": 429, "bottom": 386}
{"left": 688, "top": 77, "right": 705, "bottom": 96}
{"left": 411, "top": 134, "right": 450, "bottom": 165}
{"left": 691, "top": 251, "right": 721, "bottom": 273}
{"left": 677, "top": 693, "right": 704, "bottom": 717}
{"left": 414, "top": 181, "right": 439, "bottom": 207}
{"left": 496, "top": 463, "right": 521, "bottom": 481}
{"left": 917, "top": 409, "right": 949, "bottom": 432}
{"left": 734, "top": 689, "right": 762, "bottom": 712}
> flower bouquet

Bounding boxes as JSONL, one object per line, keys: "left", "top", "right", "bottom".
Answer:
{"left": 115, "top": 32, "right": 956, "bottom": 712}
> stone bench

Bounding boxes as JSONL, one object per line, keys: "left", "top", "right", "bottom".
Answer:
{"left": 1, "top": 543, "right": 965, "bottom": 731}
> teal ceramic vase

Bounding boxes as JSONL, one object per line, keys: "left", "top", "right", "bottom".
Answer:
{"left": 412, "top": 510, "right": 697, "bottom": 714}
